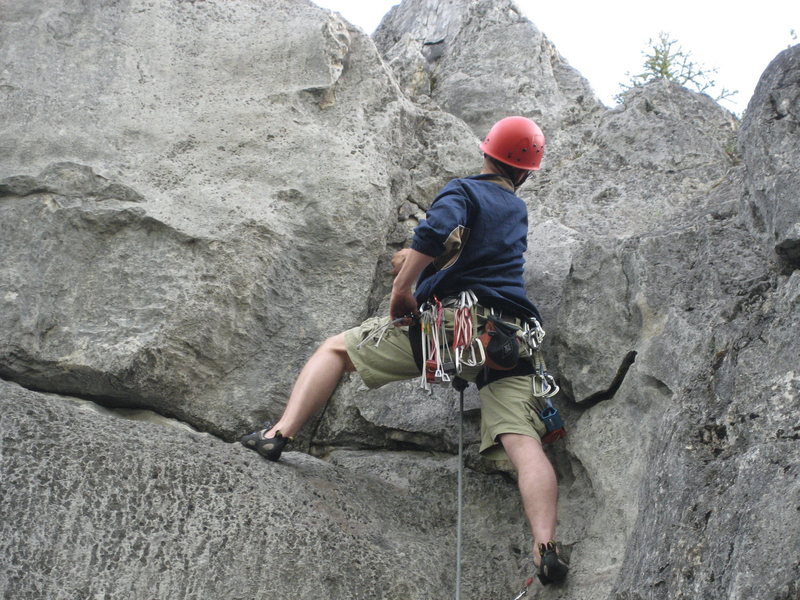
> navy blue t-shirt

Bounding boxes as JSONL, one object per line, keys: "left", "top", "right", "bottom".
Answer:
{"left": 411, "top": 174, "right": 542, "bottom": 322}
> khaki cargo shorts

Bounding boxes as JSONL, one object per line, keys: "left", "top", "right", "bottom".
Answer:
{"left": 344, "top": 314, "right": 548, "bottom": 460}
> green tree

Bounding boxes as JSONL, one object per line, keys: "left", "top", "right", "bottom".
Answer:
{"left": 617, "top": 32, "right": 737, "bottom": 105}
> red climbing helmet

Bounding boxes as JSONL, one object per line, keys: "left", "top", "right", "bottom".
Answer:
{"left": 480, "top": 116, "right": 545, "bottom": 170}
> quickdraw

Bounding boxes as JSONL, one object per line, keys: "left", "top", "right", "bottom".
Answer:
{"left": 531, "top": 350, "right": 559, "bottom": 399}
{"left": 451, "top": 290, "right": 484, "bottom": 370}
{"left": 522, "top": 317, "right": 545, "bottom": 353}
{"left": 523, "top": 322, "right": 566, "bottom": 442}
{"left": 519, "top": 317, "right": 558, "bottom": 399}
{"left": 420, "top": 296, "right": 453, "bottom": 390}
{"left": 419, "top": 291, "right": 488, "bottom": 392}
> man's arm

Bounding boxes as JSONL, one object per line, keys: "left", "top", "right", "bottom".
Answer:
{"left": 389, "top": 248, "right": 434, "bottom": 324}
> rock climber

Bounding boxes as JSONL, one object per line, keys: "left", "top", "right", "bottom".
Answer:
{"left": 241, "top": 116, "right": 569, "bottom": 585}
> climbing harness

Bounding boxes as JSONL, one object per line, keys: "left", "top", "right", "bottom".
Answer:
{"left": 417, "top": 296, "right": 560, "bottom": 395}
{"left": 414, "top": 292, "right": 567, "bottom": 441}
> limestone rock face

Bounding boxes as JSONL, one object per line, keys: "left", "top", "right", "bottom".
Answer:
{"left": 739, "top": 46, "right": 800, "bottom": 267}
{"left": 611, "top": 270, "right": 800, "bottom": 600}
{"left": 527, "top": 79, "right": 739, "bottom": 240}
{"left": 0, "top": 0, "right": 476, "bottom": 439}
{"left": 1, "top": 0, "right": 798, "bottom": 599}
{"left": 0, "top": 381, "right": 525, "bottom": 600}
{"left": 373, "top": 0, "right": 602, "bottom": 139}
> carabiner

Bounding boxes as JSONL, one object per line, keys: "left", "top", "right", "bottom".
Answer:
{"left": 543, "top": 374, "right": 560, "bottom": 398}
{"left": 532, "top": 373, "right": 552, "bottom": 397}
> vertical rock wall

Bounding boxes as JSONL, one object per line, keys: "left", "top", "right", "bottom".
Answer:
{"left": 1, "top": 0, "right": 798, "bottom": 599}
{"left": 0, "top": 0, "right": 476, "bottom": 439}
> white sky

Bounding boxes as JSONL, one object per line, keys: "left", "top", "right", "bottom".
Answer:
{"left": 311, "top": 0, "right": 799, "bottom": 116}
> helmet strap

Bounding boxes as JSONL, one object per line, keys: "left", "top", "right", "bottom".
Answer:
{"left": 487, "top": 156, "right": 530, "bottom": 190}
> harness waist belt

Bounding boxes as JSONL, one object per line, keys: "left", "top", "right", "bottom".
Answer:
{"left": 408, "top": 319, "right": 535, "bottom": 387}
{"left": 439, "top": 298, "right": 527, "bottom": 328}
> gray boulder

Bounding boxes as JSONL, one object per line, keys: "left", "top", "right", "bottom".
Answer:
{"left": 525, "top": 78, "right": 739, "bottom": 240}
{"left": 611, "top": 269, "right": 800, "bottom": 600}
{"left": 0, "top": 380, "right": 526, "bottom": 600}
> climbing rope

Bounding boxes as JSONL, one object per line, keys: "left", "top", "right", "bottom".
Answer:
{"left": 452, "top": 377, "right": 543, "bottom": 600}
{"left": 453, "top": 377, "right": 468, "bottom": 600}
{"left": 412, "top": 293, "right": 565, "bottom": 598}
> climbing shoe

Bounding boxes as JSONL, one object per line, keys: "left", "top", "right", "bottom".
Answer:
{"left": 240, "top": 420, "right": 291, "bottom": 461}
{"left": 537, "top": 541, "right": 569, "bottom": 585}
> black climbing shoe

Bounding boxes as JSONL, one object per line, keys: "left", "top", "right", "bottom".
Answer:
{"left": 537, "top": 541, "right": 569, "bottom": 585}
{"left": 240, "top": 420, "right": 291, "bottom": 461}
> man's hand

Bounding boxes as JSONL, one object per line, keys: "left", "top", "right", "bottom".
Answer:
{"left": 388, "top": 248, "right": 434, "bottom": 326}
{"left": 390, "top": 248, "right": 411, "bottom": 276}
{"left": 389, "top": 287, "right": 418, "bottom": 325}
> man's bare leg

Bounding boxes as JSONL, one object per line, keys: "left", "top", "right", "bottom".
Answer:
{"left": 500, "top": 433, "right": 558, "bottom": 564}
{"left": 265, "top": 331, "right": 355, "bottom": 439}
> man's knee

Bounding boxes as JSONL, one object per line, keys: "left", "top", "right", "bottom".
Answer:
{"left": 500, "top": 432, "right": 545, "bottom": 466}
{"left": 321, "top": 332, "right": 356, "bottom": 372}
